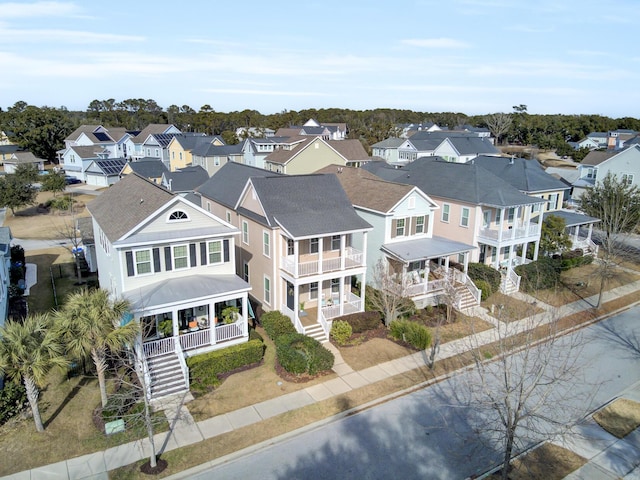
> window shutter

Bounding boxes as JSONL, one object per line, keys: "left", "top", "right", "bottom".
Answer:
{"left": 125, "top": 251, "right": 134, "bottom": 277}
{"left": 391, "top": 219, "right": 397, "bottom": 238}
{"left": 164, "top": 246, "right": 172, "bottom": 271}
{"left": 200, "top": 242, "right": 207, "bottom": 265}
{"left": 223, "top": 239, "right": 230, "bottom": 262}
{"left": 153, "top": 248, "right": 161, "bottom": 272}
{"left": 189, "top": 243, "right": 197, "bottom": 267}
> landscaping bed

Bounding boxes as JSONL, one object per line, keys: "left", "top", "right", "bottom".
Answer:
{"left": 593, "top": 398, "right": 640, "bottom": 439}
{"left": 489, "top": 442, "right": 586, "bottom": 480}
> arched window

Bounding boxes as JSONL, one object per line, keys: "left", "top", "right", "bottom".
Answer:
{"left": 168, "top": 210, "right": 189, "bottom": 221}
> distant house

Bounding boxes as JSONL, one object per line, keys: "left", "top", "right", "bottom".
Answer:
{"left": 60, "top": 146, "right": 108, "bottom": 181}
{"left": 120, "top": 158, "right": 168, "bottom": 184}
{"left": 84, "top": 158, "right": 127, "bottom": 187}
{"left": 432, "top": 136, "right": 500, "bottom": 163}
{"left": 63, "top": 125, "right": 135, "bottom": 159}
{"left": 235, "top": 126, "right": 275, "bottom": 139}
{"left": 3, "top": 151, "right": 46, "bottom": 174}
{"left": 124, "top": 124, "right": 182, "bottom": 164}
{"left": 87, "top": 173, "right": 251, "bottom": 399}
{"left": 167, "top": 134, "right": 224, "bottom": 172}
{"left": 371, "top": 138, "right": 405, "bottom": 164}
{"left": 0, "top": 226, "right": 12, "bottom": 327}
{"left": 573, "top": 145, "right": 640, "bottom": 199}
{"left": 240, "top": 136, "right": 306, "bottom": 169}
{"left": 161, "top": 165, "right": 209, "bottom": 195}
{"left": 275, "top": 119, "right": 347, "bottom": 141}
{"left": 191, "top": 143, "right": 244, "bottom": 176}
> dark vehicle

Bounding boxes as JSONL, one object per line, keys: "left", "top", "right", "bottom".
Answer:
{"left": 65, "top": 175, "right": 82, "bottom": 184}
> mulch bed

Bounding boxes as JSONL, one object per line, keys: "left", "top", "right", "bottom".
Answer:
{"left": 274, "top": 359, "right": 334, "bottom": 383}
{"left": 140, "top": 457, "right": 168, "bottom": 475}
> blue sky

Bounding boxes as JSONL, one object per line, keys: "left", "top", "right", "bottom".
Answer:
{"left": 1, "top": 0, "right": 638, "bottom": 117}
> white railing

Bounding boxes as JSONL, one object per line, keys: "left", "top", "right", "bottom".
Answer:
{"left": 321, "top": 304, "right": 341, "bottom": 320}
{"left": 282, "top": 305, "right": 303, "bottom": 333}
{"left": 478, "top": 223, "right": 540, "bottom": 242}
{"left": 216, "top": 322, "right": 244, "bottom": 342}
{"left": 501, "top": 266, "right": 521, "bottom": 293}
{"left": 135, "top": 342, "right": 152, "bottom": 400}
{"left": 465, "top": 275, "right": 482, "bottom": 305}
{"left": 321, "top": 292, "right": 362, "bottom": 320}
{"left": 280, "top": 247, "right": 364, "bottom": 277}
{"left": 179, "top": 329, "right": 211, "bottom": 351}
{"left": 143, "top": 336, "right": 175, "bottom": 358}
{"left": 574, "top": 237, "right": 599, "bottom": 256}
{"left": 174, "top": 340, "right": 189, "bottom": 390}
{"left": 317, "top": 309, "right": 331, "bottom": 338}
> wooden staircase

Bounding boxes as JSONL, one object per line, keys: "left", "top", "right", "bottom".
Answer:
{"left": 304, "top": 323, "right": 329, "bottom": 343}
{"left": 455, "top": 283, "right": 480, "bottom": 311}
{"left": 146, "top": 352, "right": 189, "bottom": 400}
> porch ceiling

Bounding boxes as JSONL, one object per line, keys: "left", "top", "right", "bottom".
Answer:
{"left": 125, "top": 274, "right": 250, "bottom": 311}
{"left": 535, "top": 210, "right": 600, "bottom": 227}
{"left": 382, "top": 235, "right": 476, "bottom": 263}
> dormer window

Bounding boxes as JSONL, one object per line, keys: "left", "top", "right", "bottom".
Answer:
{"left": 168, "top": 210, "right": 189, "bottom": 222}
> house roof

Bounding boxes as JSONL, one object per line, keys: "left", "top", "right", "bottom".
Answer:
{"left": 197, "top": 162, "right": 280, "bottom": 208}
{"left": 87, "top": 158, "right": 127, "bottom": 176}
{"left": 76, "top": 217, "right": 94, "bottom": 245}
{"left": 123, "top": 158, "right": 168, "bottom": 178}
{"left": 192, "top": 142, "right": 243, "bottom": 157}
{"left": 362, "top": 157, "right": 543, "bottom": 208}
{"left": 247, "top": 174, "right": 372, "bottom": 238}
{"left": 581, "top": 150, "right": 617, "bottom": 166}
{"left": 326, "top": 139, "right": 369, "bottom": 160}
{"left": 472, "top": 155, "right": 569, "bottom": 194}
{"left": 68, "top": 145, "right": 107, "bottom": 159}
{"left": 87, "top": 173, "right": 174, "bottom": 242}
{"left": 132, "top": 124, "right": 178, "bottom": 144}
{"left": 163, "top": 166, "right": 209, "bottom": 192}
{"left": 7, "top": 151, "right": 45, "bottom": 164}
{"left": 371, "top": 138, "right": 405, "bottom": 149}
{"left": 66, "top": 125, "right": 103, "bottom": 142}
{"left": 438, "top": 136, "right": 499, "bottom": 156}
{"left": 172, "top": 134, "right": 219, "bottom": 151}
{"left": 540, "top": 210, "right": 600, "bottom": 227}
{"left": 382, "top": 235, "right": 476, "bottom": 263}
{"left": 315, "top": 165, "right": 416, "bottom": 213}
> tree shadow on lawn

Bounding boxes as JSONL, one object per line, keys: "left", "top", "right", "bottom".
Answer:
{"left": 44, "top": 376, "right": 92, "bottom": 429}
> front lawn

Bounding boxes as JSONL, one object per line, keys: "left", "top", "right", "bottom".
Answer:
{"left": 489, "top": 442, "right": 586, "bottom": 480}
{"left": 593, "top": 398, "right": 640, "bottom": 439}
{"left": 482, "top": 292, "right": 546, "bottom": 322}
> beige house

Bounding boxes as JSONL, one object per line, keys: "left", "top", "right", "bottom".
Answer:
{"left": 167, "top": 134, "right": 224, "bottom": 172}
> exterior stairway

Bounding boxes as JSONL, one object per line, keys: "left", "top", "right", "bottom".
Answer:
{"left": 455, "top": 283, "right": 480, "bottom": 310}
{"left": 305, "top": 323, "right": 329, "bottom": 343}
{"left": 146, "top": 352, "right": 189, "bottom": 400}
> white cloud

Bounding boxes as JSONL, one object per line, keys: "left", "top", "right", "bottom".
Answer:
{"left": 201, "top": 88, "right": 330, "bottom": 97}
{"left": 402, "top": 38, "right": 470, "bottom": 49}
{"left": 1, "top": 1, "right": 81, "bottom": 18}
{"left": 0, "top": 26, "right": 144, "bottom": 44}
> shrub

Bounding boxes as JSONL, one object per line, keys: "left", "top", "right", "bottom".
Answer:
{"left": 248, "top": 328, "right": 263, "bottom": 342}
{"left": 102, "top": 387, "right": 139, "bottom": 423}
{"left": 336, "top": 311, "right": 382, "bottom": 333}
{"left": 49, "top": 196, "right": 74, "bottom": 211}
{"left": 559, "top": 251, "right": 593, "bottom": 270}
{"left": 474, "top": 279, "right": 493, "bottom": 301}
{"left": 468, "top": 263, "right": 501, "bottom": 293}
{"left": 515, "top": 257, "right": 560, "bottom": 292}
{"left": 275, "top": 333, "right": 334, "bottom": 376}
{"left": 389, "top": 320, "right": 432, "bottom": 350}
{"left": 260, "top": 311, "right": 296, "bottom": 341}
{"left": 0, "top": 381, "right": 27, "bottom": 425}
{"left": 10, "top": 245, "right": 25, "bottom": 264}
{"left": 187, "top": 339, "right": 265, "bottom": 391}
{"left": 330, "top": 320, "right": 353, "bottom": 346}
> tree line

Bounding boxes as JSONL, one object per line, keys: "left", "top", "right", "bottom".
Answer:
{"left": 1, "top": 99, "right": 639, "bottom": 162}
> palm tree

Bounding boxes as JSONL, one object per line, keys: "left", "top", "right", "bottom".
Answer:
{"left": 54, "top": 288, "right": 139, "bottom": 407}
{"left": 0, "top": 314, "right": 68, "bottom": 432}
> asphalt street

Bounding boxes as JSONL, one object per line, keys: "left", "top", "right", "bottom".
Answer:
{"left": 190, "top": 309, "right": 640, "bottom": 480}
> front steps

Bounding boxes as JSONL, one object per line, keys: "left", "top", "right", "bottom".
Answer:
{"left": 305, "top": 323, "right": 329, "bottom": 343}
{"left": 146, "top": 352, "right": 189, "bottom": 400}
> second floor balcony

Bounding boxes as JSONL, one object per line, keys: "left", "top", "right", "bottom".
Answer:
{"left": 478, "top": 221, "right": 540, "bottom": 244}
{"left": 281, "top": 246, "right": 364, "bottom": 277}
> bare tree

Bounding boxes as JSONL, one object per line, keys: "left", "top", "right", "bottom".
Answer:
{"left": 426, "top": 282, "right": 458, "bottom": 369}
{"left": 579, "top": 172, "right": 640, "bottom": 308}
{"left": 367, "top": 259, "right": 416, "bottom": 326}
{"left": 456, "top": 306, "right": 593, "bottom": 480}
{"left": 484, "top": 112, "right": 513, "bottom": 146}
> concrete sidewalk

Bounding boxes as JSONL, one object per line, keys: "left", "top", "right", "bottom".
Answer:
{"left": 2, "top": 280, "right": 640, "bottom": 480}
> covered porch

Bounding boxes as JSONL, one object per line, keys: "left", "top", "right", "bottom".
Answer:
{"left": 541, "top": 210, "right": 601, "bottom": 255}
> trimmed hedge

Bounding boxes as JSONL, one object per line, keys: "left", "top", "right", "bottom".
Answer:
{"left": 389, "top": 320, "right": 432, "bottom": 350}
{"left": 515, "top": 257, "right": 560, "bottom": 292}
{"left": 335, "top": 311, "right": 382, "bottom": 333}
{"left": 557, "top": 250, "right": 594, "bottom": 270}
{"left": 261, "top": 311, "right": 296, "bottom": 341}
{"left": 468, "top": 263, "right": 501, "bottom": 293}
{"left": 187, "top": 338, "right": 265, "bottom": 389}
{"left": 330, "top": 320, "right": 353, "bottom": 346}
{"left": 275, "top": 333, "right": 334, "bottom": 375}
{"left": 474, "top": 279, "right": 493, "bottom": 301}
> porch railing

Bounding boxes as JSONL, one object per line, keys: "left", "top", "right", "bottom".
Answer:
{"left": 478, "top": 223, "right": 540, "bottom": 242}
{"left": 143, "top": 336, "right": 175, "bottom": 358}
{"left": 280, "top": 247, "right": 364, "bottom": 277}
{"left": 179, "top": 329, "right": 210, "bottom": 351}
{"left": 216, "top": 322, "right": 243, "bottom": 342}
{"left": 174, "top": 340, "right": 189, "bottom": 390}
{"left": 500, "top": 266, "right": 521, "bottom": 293}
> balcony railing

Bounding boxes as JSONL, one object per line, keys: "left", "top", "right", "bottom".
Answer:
{"left": 478, "top": 222, "right": 540, "bottom": 242}
{"left": 281, "top": 246, "right": 364, "bottom": 277}
{"left": 143, "top": 323, "right": 245, "bottom": 358}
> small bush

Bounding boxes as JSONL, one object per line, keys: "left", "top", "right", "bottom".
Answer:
{"left": 260, "top": 311, "right": 296, "bottom": 341}
{"left": 468, "top": 263, "right": 502, "bottom": 293}
{"left": 0, "top": 381, "right": 27, "bottom": 425}
{"left": 515, "top": 257, "right": 560, "bottom": 292}
{"left": 10, "top": 245, "right": 25, "bottom": 264}
{"left": 275, "top": 333, "right": 334, "bottom": 376}
{"left": 49, "top": 196, "right": 74, "bottom": 211}
{"left": 187, "top": 339, "right": 264, "bottom": 391}
{"left": 389, "top": 320, "right": 432, "bottom": 350}
{"left": 102, "top": 387, "right": 139, "bottom": 423}
{"left": 336, "top": 311, "right": 382, "bottom": 333}
{"left": 330, "top": 320, "right": 353, "bottom": 346}
{"left": 474, "top": 279, "right": 493, "bottom": 301}
{"left": 559, "top": 251, "right": 593, "bottom": 270}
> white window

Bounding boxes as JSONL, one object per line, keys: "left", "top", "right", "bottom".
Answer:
{"left": 206, "top": 201, "right": 211, "bottom": 212}
{"left": 287, "top": 238, "right": 294, "bottom": 255}
{"left": 263, "top": 231, "right": 270, "bottom": 257}
{"left": 226, "top": 211, "right": 231, "bottom": 223}
{"left": 155, "top": 149, "right": 159, "bottom": 157}
{"left": 168, "top": 210, "right": 189, "bottom": 221}
{"left": 622, "top": 173, "right": 634, "bottom": 186}
{"left": 331, "top": 278, "right": 340, "bottom": 294}
{"left": 179, "top": 152, "right": 182, "bottom": 160}
{"left": 460, "top": 207, "right": 470, "bottom": 227}
{"left": 264, "top": 276, "right": 271, "bottom": 305}
{"left": 396, "top": 218, "right": 406, "bottom": 237}
{"left": 243, "top": 262, "right": 249, "bottom": 282}
{"left": 310, "top": 238, "right": 319, "bottom": 254}
{"left": 415, "top": 216, "right": 425, "bottom": 234}
{"left": 214, "top": 157, "right": 220, "bottom": 166}
{"left": 442, "top": 204, "right": 450, "bottom": 222}
{"left": 547, "top": 194, "right": 558, "bottom": 211}
{"left": 135, "top": 249, "right": 152, "bottom": 275}
{"left": 331, "top": 235, "right": 341, "bottom": 250}
{"left": 242, "top": 220, "right": 249, "bottom": 244}
{"left": 172, "top": 245, "right": 188, "bottom": 269}
{"left": 208, "top": 240, "right": 222, "bottom": 264}
{"left": 507, "top": 208, "right": 515, "bottom": 224}
{"left": 496, "top": 209, "right": 502, "bottom": 225}
{"left": 310, "top": 282, "right": 318, "bottom": 300}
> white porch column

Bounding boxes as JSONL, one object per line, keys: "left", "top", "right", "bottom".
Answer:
{"left": 211, "top": 303, "right": 217, "bottom": 344}
{"left": 512, "top": 206, "right": 520, "bottom": 239}
{"left": 340, "top": 234, "right": 345, "bottom": 270}
{"left": 318, "top": 237, "right": 324, "bottom": 274}
{"left": 508, "top": 244, "right": 515, "bottom": 267}
{"left": 573, "top": 226, "right": 579, "bottom": 243}
{"left": 359, "top": 273, "right": 366, "bottom": 312}
{"left": 362, "top": 231, "right": 368, "bottom": 267}
{"left": 521, "top": 242, "right": 528, "bottom": 264}
{"left": 171, "top": 308, "right": 178, "bottom": 337}
{"left": 498, "top": 207, "right": 505, "bottom": 243}
{"left": 241, "top": 292, "right": 248, "bottom": 337}
{"left": 587, "top": 224, "right": 593, "bottom": 241}
{"left": 493, "top": 246, "right": 500, "bottom": 270}
{"left": 533, "top": 240, "right": 540, "bottom": 261}
{"left": 463, "top": 251, "right": 469, "bottom": 274}
{"left": 339, "top": 276, "right": 345, "bottom": 316}
{"left": 294, "top": 239, "right": 299, "bottom": 277}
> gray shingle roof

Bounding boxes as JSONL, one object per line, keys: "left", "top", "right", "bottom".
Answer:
{"left": 163, "top": 166, "right": 209, "bottom": 192}
{"left": 87, "top": 173, "right": 174, "bottom": 242}
{"left": 249, "top": 174, "right": 372, "bottom": 238}
{"left": 371, "top": 138, "right": 405, "bottom": 149}
{"left": 472, "top": 156, "right": 568, "bottom": 194}
{"left": 192, "top": 142, "right": 243, "bottom": 157}
{"left": 443, "top": 136, "right": 499, "bottom": 156}
{"left": 382, "top": 235, "right": 475, "bottom": 263}
{"left": 88, "top": 158, "right": 127, "bottom": 175}
{"left": 539, "top": 210, "right": 600, "bottom": 227}
{"left": 124, "top": 158, "right": 168, "bottom": 178}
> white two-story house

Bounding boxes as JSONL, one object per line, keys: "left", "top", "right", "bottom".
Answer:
{"left": 87, "top": 173, "right": 251, "bottom": 398}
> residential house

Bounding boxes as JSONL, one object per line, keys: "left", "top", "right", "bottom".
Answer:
{"left": 473, "top": 155, "right": 600, "bottom": 254}
{"left": 0, "top": 227, "right": 11, "bottom": 327}
{"left": 264, "top": 136, "right": 369, "bottom": 174}
{"left": 235, "top": 126, "right": 275, "bottom": 139}
{"left": 167, "top": 134, "right": 224, "bottom": 172}
{"left": 316, "top": 165, "right": 480, "bottom": 310}
{"left": 63, "top": 125, "right": 135, "bottom": 159}
{"left": 87, "top": 173, "right": 251, "bottom": 398}
{"left": 432, "top": 136, "right": 500, "bottom": 163}
{"left": 192, "top": 143, "right": 244, "bottom": 176}
{"left": 124, "top": 124, "right": 181, "bottom": 164}
{"left": 399, "top": 122, "right": 441, "bottom": 138}
{"left": 275, "top": 119, "right": 347, "bottom": 141}
{"left": 60, "top": 146, "right": 107, "bottom": 181}
{"left": 240, "top": 136, "right": 305, "bottom": 169}
{"left": 573, "top": 146, "right": 640, "bottom": 199}
{"left": 364, "top": 158, "right": 546, "bottom": 293}
{"left": 197, "top": 163, "right": 372, "bottom": 342}
{"left": 120, "top": 158, "right": 168, "bottom": 184}
{"left": 2, "top": 151, "right": 45, "bottom": 174}
{"left": 161, "top": 166, "right": 209, "bottom": 195}
{"left": 456, "top": 125, "right": 493, "bottom": 143}
{"left": 371, "top": 138, "right": 405, "bottom": 164}
{"left": 84, "top": 158, "right": 127, "bottom": 187}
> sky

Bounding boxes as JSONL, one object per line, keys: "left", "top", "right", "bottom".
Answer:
{"left": 0, "top": 0, "right": 638, "bottom": 118}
